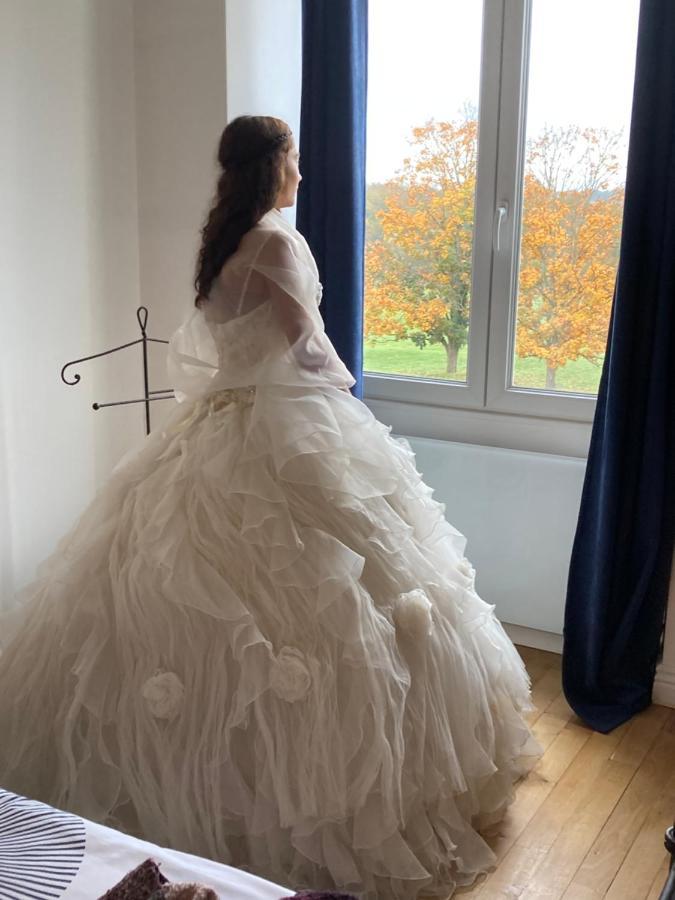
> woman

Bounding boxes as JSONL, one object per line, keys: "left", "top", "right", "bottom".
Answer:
{"left": 0, "top": 116, "right": 539, "bottom": 899}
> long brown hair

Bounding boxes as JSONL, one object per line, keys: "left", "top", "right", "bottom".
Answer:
{"left": 194, "top": 116, "right": 291, "bottom": 305}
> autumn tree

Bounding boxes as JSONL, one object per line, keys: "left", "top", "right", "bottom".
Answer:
{"left": 365, "top": 117, "right": 624, "bottom": 387}
{"left": 516, "top": 125, "right": 624, "bottom": 388}
{"left": 365, "top": 115, "right": 477, "bottom": 375}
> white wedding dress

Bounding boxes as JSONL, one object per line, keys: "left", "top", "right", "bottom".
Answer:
{"left": 0, "top": 209, "right": 539, "bottom": 899}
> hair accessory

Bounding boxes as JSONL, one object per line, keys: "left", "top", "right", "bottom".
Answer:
{"left": 223, "top": 132, "right": 290, "bottom": 169}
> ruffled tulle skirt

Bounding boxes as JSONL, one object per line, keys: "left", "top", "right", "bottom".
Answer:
{"left": 0, "top": 385, "right": 539, "bottom": 899}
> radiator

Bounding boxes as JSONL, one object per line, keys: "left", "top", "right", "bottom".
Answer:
{"left": 407, "top": 436, "right": 586, "bottom": 635}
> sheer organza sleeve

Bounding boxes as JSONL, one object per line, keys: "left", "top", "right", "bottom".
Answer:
{"left": 167, "top": 226, "right": 355, "bottom": 402}
{"left": 251, "top": 231, "right": 354, "bottom": 381}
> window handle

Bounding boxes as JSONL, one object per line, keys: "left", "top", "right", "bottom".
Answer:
{"left": 493, "top": 203, "right": 509, "bottom": 253}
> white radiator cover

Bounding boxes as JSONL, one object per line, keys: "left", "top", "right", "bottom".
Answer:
{"left": 406, "top": 436, "right": 587, "bottom": 635}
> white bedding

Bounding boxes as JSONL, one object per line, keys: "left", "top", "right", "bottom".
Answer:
{"left": 0, "top": 789, "right": 290, "bottom": 899}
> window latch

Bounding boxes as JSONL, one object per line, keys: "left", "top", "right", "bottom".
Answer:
{"left": 493, "top": 203, "right": 509, "bottom": 253}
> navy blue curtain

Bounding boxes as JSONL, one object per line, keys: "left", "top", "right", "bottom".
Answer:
{"left": 296, "top": 0, "right": 368, "bottom": 397}
{"left": 562, "top": 0, "right": 675, "bottom": 733}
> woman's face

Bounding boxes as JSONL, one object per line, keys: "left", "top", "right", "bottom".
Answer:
{"left": 276, "top": 138, "right": 302, "bottom": 208}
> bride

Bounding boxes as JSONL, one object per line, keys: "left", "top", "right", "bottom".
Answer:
{"left": 0, "top": 115, "right": 539, "bottom": 899}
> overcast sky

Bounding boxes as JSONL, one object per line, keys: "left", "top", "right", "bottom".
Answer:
{"left": 366, "top": 0, "right": 641, "bottom": 184}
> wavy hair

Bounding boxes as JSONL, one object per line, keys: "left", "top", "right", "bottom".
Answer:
{"left": 194, "top": 116, "right": 291, "bottom": 305}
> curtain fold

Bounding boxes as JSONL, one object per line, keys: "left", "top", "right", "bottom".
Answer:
{"left": 296, "top": 0, "right": 368, "bottom": 397}
{"left": 562, "top": 0, "right": 675, "bottom": 733}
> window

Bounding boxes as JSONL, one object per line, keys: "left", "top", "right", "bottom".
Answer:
{"left": 364, "top": 0, "right": 640, "bottom": 422}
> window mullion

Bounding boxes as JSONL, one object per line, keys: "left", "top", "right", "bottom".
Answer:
{"left": 485, "top": 0, "right": 531, "bottom": 411}
{"left": 466, "top": 0, "right": 506, "bottom": 410}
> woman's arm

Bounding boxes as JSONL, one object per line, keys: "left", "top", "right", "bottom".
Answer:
{"left": 251, "top": 232, "right": 354, "bottom": 384}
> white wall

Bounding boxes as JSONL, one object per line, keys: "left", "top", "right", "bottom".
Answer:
{"left": 0, "top": 387, "right": 13, "bottom": 603}
{"left": 87, "top": 0, "right": 143, "bottom": 478}
{"left": 133, "top": 0, "right": 227, "bottom": 392}
{"left": 225, "top": 0, "right": 302, "bottom": 222}
{"left": 0, "top": 0, "right": 140, "bottom": 597}
{"left": 654, "top": 559, "right": 675, "bottom": 708}
{"left": 225, "top": 0, "right": 301, "bottom": 136}
{"left": 0, "top": 0, "right": 231, "bottom": 598}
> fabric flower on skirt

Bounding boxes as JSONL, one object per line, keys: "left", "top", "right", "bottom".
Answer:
{"left": 393, "top": 590, "right": 434, "bottom": 640}
{"left": 271, "top": 647, "right": 312, "bottom": 702}
{"left": 141, "top": 671, "right": 185, "bottom": 721}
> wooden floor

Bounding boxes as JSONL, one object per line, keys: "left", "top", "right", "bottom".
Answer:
{"left": 457, "top": 646, "right": 674, "bottom": 900}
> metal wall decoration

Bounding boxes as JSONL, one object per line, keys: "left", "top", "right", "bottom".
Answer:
{"left": 60, "top": 307, "right": 175, "bottom": 436}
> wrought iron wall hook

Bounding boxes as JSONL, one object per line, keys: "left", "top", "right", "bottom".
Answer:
{"left": 60, "top": 306, "right": 175, "bottom": 436}
{"left": 61, "top": 337, "right": 145, "bottom": 387}
{"left": 137, "top": 306, "right": 149, "bottom": 335}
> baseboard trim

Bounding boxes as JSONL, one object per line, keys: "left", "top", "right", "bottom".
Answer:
{"left": 497, "top": 624, "right": 675, "bottom": 708}
{"left": 502, "top": 622, "right": 563, "bottom": 654}
{"left": 654, "top": 664, "right": 675, "bottom": 709}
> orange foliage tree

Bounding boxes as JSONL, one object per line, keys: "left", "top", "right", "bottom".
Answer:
{"left": 365, "top": 117, "right": 624, "bottom": 386}
{"left": 517, "top": 125, "right": 624, "bottom": 388}
{"left": 365, "top": 116, "right": 477, "bottom": 375}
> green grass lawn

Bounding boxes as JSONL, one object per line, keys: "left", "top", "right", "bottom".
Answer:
{"left": 363, "top": 336, "right": 603, "bottom": 394}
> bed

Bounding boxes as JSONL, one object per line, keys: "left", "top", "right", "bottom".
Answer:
{"left": 0, "top": 788, "right": 291, "bottom": 899}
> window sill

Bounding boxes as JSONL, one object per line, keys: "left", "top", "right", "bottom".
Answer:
{"left": 364, "top": 392, "right": 592, "bottom": 459}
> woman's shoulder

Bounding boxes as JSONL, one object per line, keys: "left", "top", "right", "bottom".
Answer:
{"left": 254, "top": 209, "right": 302, "bottom": 247}
{"left": 239, "top": 211, "right": 309, "bottom": 267}
{"left": 224, "top": 210, "right": 318, "bottom": 285}
{"left": 236, "top": 211, "right": 291, "bottom": 254}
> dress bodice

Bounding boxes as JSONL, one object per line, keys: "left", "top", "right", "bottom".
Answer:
{"left": 167, "top": 210, "right": 354, "bottom": 402}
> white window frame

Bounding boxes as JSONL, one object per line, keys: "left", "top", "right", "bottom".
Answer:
{"left": 364, "top": 0, "right": 604, "bottom": 433}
